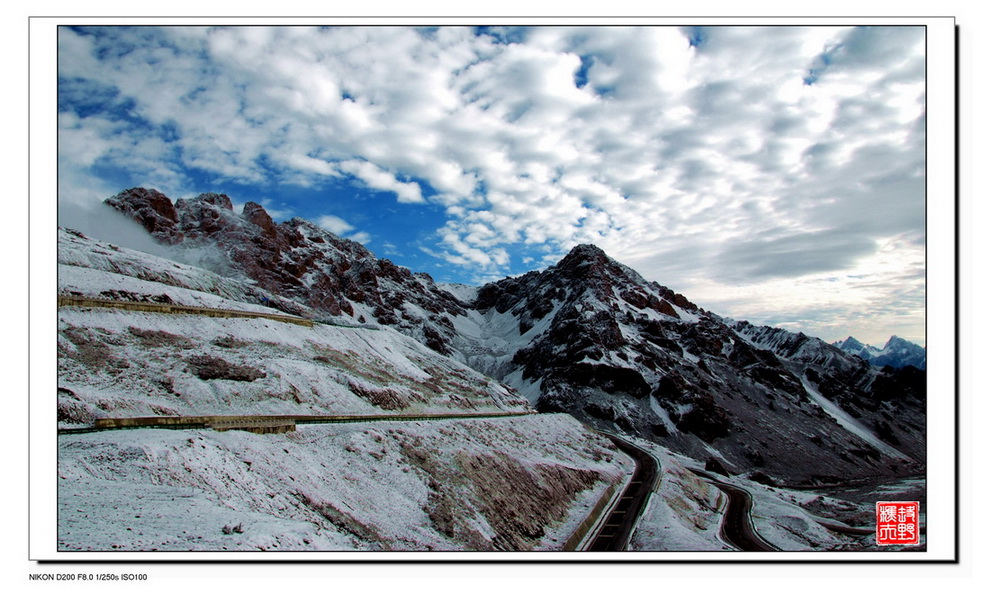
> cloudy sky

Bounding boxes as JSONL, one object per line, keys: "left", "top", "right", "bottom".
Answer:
{"left": 56, "top": 25, "right": 927, "bottom": 346}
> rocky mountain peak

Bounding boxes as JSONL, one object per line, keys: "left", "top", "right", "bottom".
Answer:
{"left": 839, "top": 336, "right": 866, "bottom": 351}
{"left": 104, "top": 187, "right": 183, "bottom": 245}
{"left": 834, "top": 335, "right": 925, "bottom": 370}
{"left": 470, "top": 245, "right": 926, "bottom": 483}
{"left": 562, "top": 243, "right": 609, "bottom": 263}
{"left": 557, "top": 243, "right": 618, "bottom": 274}
{"left": 171, "top": 193, "right": 242, "bottom": 241}
{"left": 102, "top": 187, "right": 469, "bottom": 356}
{"left": 194, "top": 192, "right": 234, "bottom": 210}
{"left": 243, "top": 201, "right": 277, "bottom": 237}
{"left": 546, "top": 244, "right": 653, "bottom": 299}
{"left": 885, "top": 335, "right": 911, "bottom": 349}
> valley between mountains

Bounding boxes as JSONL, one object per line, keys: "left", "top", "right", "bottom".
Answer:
{"left": 56, "top": 189, "right": 927, "bottom": 553}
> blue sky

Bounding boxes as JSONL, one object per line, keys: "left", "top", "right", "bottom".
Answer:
{"left": 56, "top": 25, "right": 927, "bottom": 346}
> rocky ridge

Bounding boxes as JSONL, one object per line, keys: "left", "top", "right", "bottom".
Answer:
{"left": 105, "top": 187, "right": 467, "bottom": 356}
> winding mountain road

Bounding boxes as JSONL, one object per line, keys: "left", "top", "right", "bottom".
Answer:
{"left": 586, "top": 434, "right": 661, "bottom": 551}
{"left": 689, "top": 468, "right": 778, "bottom": 551}
{"left": 708, "top": 480, "right": 777, "bottom": 551}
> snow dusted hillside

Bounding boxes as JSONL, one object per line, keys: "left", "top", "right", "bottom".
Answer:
{"left": 59, "top": 227, "right": 312, "bottom": 318}
{"left": 58, "top": 229, "right": 530, "bottom": 422}
{"left": 57, "top": 187, "right": 930, "bottom": 553}
{"left": 102, "top": 188, "right": 470, "bottom": 356}
{"left": 57, "top": 228, "right": 634, "bottom": 551}
{"left": 60, "top": 416, "right": 630, "bottom": 551}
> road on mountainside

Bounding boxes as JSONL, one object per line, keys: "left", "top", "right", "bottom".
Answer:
{"left": 58, "top": 295, "right": 318, "bottom": 327}
{"left": 57, "top": 411, "right": 537, "bottom": 435}
{"left": 586, "top": 434, "right": 661, "bottom": 551}
{"left": 689, "top": 469, "right": 777, "bottom": 552}
{"left": 708, "top": 480, "right": 778, "bottom": 551}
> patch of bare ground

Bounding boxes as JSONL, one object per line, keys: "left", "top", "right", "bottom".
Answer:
{"left": 401, "top": 439, "right": 599, "bottom": 550}
{"left": 292, "top": 492, "right": 390, "bottom": 551}
{"left": 185, "top": 354, "right": 266, "bottom": 382}
{"left": 129, "top": 326, "right": 197, "bottom": 349}
{"left": 61, "top": 327, "right": 131, "bottom": 373}
{"left": 210, "top": 335, "right": 251, "bottom": 349}
{"left": 347, "top": 380, "right": 415, "bottom": 410}
{"left": 57, "top": 387, "right": 97, "bottom": 425}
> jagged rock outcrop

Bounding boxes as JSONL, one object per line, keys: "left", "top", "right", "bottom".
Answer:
{"left": 105, "top": 187, "right": 184, "bottom": 245}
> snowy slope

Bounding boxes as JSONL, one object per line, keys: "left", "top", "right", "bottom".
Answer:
{"left": 58, "top": 231, "right": 531, "bottom": 422}
{"left": 59, "top": 415, "right": 632, "bottom": 552}
{"left": 57, "top": 228, "right": 633, "bottom": 551}
{"left": 59, "top": 227, "right": 311, "bottom": 317}
{"left": 58, "top": 307, "right": 531, "bottom": 422}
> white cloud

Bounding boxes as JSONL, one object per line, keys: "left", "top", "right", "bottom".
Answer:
{"left": 315, "top": 215, "right": 354, "bottom": 235}
{"left": 338, "top": 160, "right": 424, "bottom": 204}
{"left": 315, "top": 214, "right": 371, "bottom": 245}
{"left": 58, "top": 25, "right": 927, "bottom": 342}
{"left": 348, "top": 231, "right": 373, "bottom": 245}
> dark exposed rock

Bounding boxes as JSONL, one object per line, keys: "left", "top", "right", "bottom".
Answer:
{"left": 584, "top": 402, "right": 616, "bottom": 422}
{"left": 564, "top": 363, "right": 650, "bottom": 398}
{"left": 195, "top": 192, "right": 234, "bottom": 210}
{"left": 705, "top": 457, "right": 730, "bottom": 476}
{"left": 243, "top": 201, "right": 277, "bottom": 237}
{"left": 676, "top": 394, "right": 731, "bottom": 443}
{"left": 748, "top": 472, "right": 776, "bottom": 487}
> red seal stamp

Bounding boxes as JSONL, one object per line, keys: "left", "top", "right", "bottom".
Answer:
{"left": 876, "top": 501, "right": 920, "bottom": 546}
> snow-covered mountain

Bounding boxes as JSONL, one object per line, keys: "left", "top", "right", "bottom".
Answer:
{"left": 833, "top": 336, "right": 927, "bottom": 370}
{"left": 457, "top": 244, "right": 926, "bottom": 484}
{"left": 99, "top": 188, "right": 926, "bottom": 487}
{"left": 104, "top": 187, "right": 468, "bottom": 356}
{"left": 57, "top": 227, "right": 635, "bottom": 551}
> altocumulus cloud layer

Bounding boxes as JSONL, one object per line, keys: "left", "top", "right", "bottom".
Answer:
{"left": 57, "top": 25, "right": 927, "bottom": 345}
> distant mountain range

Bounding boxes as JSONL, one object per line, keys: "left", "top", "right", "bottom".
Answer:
{"left": 95, "top": 187, "right": 927, "bottom": 485}
{"left": 832, "top": 336, "right": 926, "bottom": 370}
